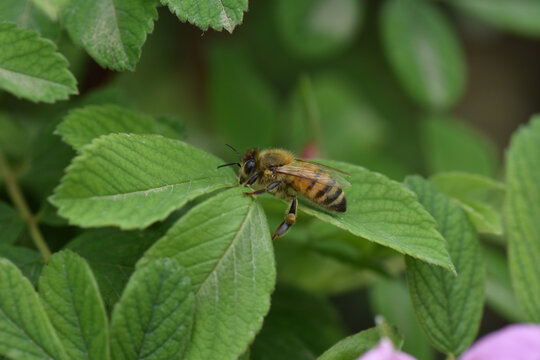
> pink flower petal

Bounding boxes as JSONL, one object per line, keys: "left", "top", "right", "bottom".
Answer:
{"left": 460, "top": 324, "right": 540, "bottom": 360}
{"left": 358, "top": 338, "right": 417, "bottom": 360}
{"left": 300, "top": 141, "right": 318, "bottom": 159}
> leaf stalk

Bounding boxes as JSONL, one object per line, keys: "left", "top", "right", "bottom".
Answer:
{"left": 0, "top": 151, "right": 51, "bottom": 261}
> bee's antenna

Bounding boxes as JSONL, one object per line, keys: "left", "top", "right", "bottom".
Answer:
{"left": 217, "top": 162, "right": 241, "bottom": 169}
{"left": 225, "top": 144, "right": 241, "bottom": 160}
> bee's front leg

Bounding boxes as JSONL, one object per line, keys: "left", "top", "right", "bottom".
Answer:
{"left": 244, "top": 181, "right": 281, "bottom": 196}
{"left": 272, "top": 195, "right": 297, "bottom": 240}
{"left": 245, "top": 173, "right": 259, "bottom": 188}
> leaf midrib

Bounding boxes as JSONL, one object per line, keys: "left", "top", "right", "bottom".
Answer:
{"left": 21, "top": 0, "right": 32, "bottom": 28}
{"left": 62, "top": 262, "right": 91, "bottom": 359}
{"left": 136, "top": 269, "right": 166, "bottom": 360}
{"left": 195, "top": 201, "right": 253, "bottom": 296}
{"left": 106, "top": 0, "right": 127, "bottom": 58}
{"left": 56, "top": 176, "right": 230, "bottom": 201}
{"left": 217, "top": 0, "right": 232, "bottom": 31}
{"left": 0, "top": 66, "right": 73, "bottom": 90}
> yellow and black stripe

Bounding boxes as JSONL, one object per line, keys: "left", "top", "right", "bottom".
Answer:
{"left": 292, "top": 171, "right": 347, "bottom": 212}
{"left": 321, "top": 187, "right": 346, "bottom": 212}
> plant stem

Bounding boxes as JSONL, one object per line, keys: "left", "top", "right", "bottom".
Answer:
{"left": 0, "top": 151, "right": 51, "bottom": 261}
{"left": 299, "top": 75, "right": 322, "bottom": 146}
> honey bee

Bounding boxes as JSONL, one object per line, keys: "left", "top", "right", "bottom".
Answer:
{"left": 218, "top": 145, "right": 350, "bottom": 240}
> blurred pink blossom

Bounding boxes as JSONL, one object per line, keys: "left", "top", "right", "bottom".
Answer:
{"left": 358, "top": 324, "right": 540, "bottom": 360}
{"left": 459, "top": 324, "right": 540, "bottom": 360}
{"left": 300, "top": 141, "right": 318, "bottom": 159}
{"left": 357, "top": 338, "right": 416, "bottom": 360}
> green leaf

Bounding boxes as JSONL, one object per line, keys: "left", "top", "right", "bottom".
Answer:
{"left": 0, "top": 258, "right": 68, "bottom": 360}
{"left": 30, "top": 0, "right": 69, "bottom": 21}
{"left": 369, "top": 278, "right": 434, "bottom": 360}
{"left": 56, "top": 104, "right": 182, "bottom": 151}
{"left": 0, "top": 21, "right": 77, "bottom": 102}
{"left": 0, "top": 202, "right": 24, "bottom": 244}
{"left": 251, "top": 286, "right": 345, "bottom": 359}
{"left": 452, "top": 0, "right": 540, "bottom": 37}
{"left": 110, "top": 258, "right": 195, "bottom": 360}
{"left": 430, "top": 172, "right": 505, "bottom": 235}
{"left": 505, "top": 116, "right": 540, "bottom": 322}
{"left": 66, "top": 226, "right": 166, "bottom": 307}
{"left": 276, "top": 0, "right": 363, "bottom": 58}
{"left": 139, "top": 187, "right": 276, "bottom": 360}
{"left": 318, "top": 323, "right": 402, "bottom": 360}
{"left": 209, "top": 45, "right": 278, "bottom": 151}
{"left": 430, "top": 171, "right": 505, "bottom": 200}
{"left": 0, "top": 0, "right": 60, "bottom": 40}
{"left": 380, "top": 0, "right": 465, "bottom": 109}
{"left": 404, "top": 176, "right": 485, "bottom": 356}
{"left": 61, "top": 0, "right": 158, "bottom": 70}
{"left": 421, "top": 117, "right": 498, "bottom": 177}
{"left": 483, "top": 245, "right": 524, "bottom": 322}
{"left": 0, "top": 245, "right": 43, "bottom": 286}
{"left": 50, "top": 134, "right": 237, "bottom": 229}
{"left": 163, "top": 0, "right": 248, "bottom": 33}
{"left": 299, "top": 160, "right": 455, "bottom": 273}
{"left": 39, "top": 251, "right": 109, "bottom": 360}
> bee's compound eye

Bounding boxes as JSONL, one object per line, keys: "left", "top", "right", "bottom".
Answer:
{"left": 245, "top": 160, "right": 256, "bottom": 175}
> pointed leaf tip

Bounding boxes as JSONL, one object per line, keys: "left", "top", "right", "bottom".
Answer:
{"left": 162, "top": 0, "right": 248, "bottom": 32}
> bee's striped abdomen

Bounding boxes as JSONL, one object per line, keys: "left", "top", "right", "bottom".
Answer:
{"left": 321, "top": 187, "right": 346, "bottom": 212}
{"left": 292, "top": 172, "right": 347, "bottom": 212}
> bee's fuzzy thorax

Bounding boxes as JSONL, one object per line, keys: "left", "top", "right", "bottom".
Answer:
{"left": 257, "top": 148, "right": 294, "bottom": 168}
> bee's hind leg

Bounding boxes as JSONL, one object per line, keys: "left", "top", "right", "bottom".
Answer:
{"left": 272, "top": 195, "right": 297, "bottom": 240}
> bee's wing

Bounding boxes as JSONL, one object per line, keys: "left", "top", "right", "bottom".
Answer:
{"left": 294, "top": 159, "right": 352, "bottom": 176}
{"left": 294, "top": 159, "right": 351, "bottom": 187}
{"left": 273, "top": 163, "right": 351, "bottom": 188}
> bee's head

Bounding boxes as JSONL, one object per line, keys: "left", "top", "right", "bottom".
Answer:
{"left": 217, "top": 145, "right": 258, "bottom": 184}
{"left": 239, "top": 148, "right": 259, "bottom": 183}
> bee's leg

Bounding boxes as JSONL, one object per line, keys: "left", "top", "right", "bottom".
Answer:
{"left": 245, "top": 173, "right": 259, "bottom": 188}
{"left": 244, "top": 181, "right": 281, "bottom": 196}
{"left": 272, "top": 195, "right": 297, "bottom": 240}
